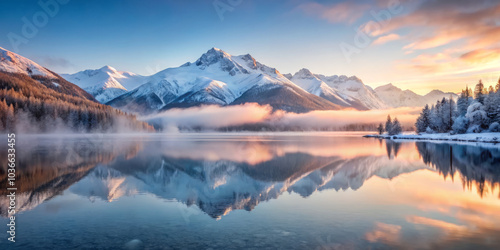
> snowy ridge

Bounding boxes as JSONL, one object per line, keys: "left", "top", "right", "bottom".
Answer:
{"left": 0, "top": 47, "right": 57, "bottom": 78}
{"left": 375, "top": 83, "right": 458, "bottom": 108}
{"left": 107, "top": 48, "right": 341, "bottom": 113}
{"left": 57, "top": 47, "right": 461, "bottom": 111}
{"left": 290, "top": 68, "right": 387, "bottom": 110}
{"left": 61, "top": 66, "right": 147, "bottom": 103}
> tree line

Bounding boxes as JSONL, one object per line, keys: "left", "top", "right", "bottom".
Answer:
{"left": 0, "top": 72, "right": 154, "bottom": 133}
{"left": 415, "top": 79, "right": 500, "bottom": 134}
{"left": 377, "top": 115, "right": 402, "bottom": 135}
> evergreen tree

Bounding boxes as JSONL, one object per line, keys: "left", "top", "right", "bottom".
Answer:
{"left": 457, "top": 89, "right": 470, "bottom": 116}
{"left": 390, "top": 118, "right": 402, "bottom": 135}
{"left": 377, "top": 123, "right": 384, "bottom": 135}
{"left": 484, "top": 90, "right": 498, "bottom": 123}
{"left": 452, "top": 116, "right": 469, "bottom": 134}
{"left": 475, "top": 80, "right": 486, "bottom": 104}
{"left": 466, "top": 102, "right": 488, "bottom": 132}
{"left": 494, "top": 79, "right": 500, "bottom": 123}
{"left": 441, "top": 97, "right": 456, "bottom": 132}
{"left": 385, "top": 115, "right": 392, "bottom": 134}
{"left": 415, "top": 104, "right": 430, "bottom": 133}
{"left": 429, "top": 102, "right": 444, "bottom": 132}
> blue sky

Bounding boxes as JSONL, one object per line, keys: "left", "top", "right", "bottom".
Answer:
{"left": 1, "top": 0, "right": 499, "bottom": 94}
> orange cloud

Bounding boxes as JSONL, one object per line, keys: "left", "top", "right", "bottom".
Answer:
{"left": 373, "top": 33, "right": 401, "bottom": 45}
{"left": 460, "top": 48, "right": 500, "bottom": 65}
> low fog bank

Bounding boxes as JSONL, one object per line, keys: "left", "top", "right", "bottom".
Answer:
{"left": 143, "top": 103, "right": 420, "bottom": 132}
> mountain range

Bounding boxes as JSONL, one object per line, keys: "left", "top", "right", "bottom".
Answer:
{"left": 60, "top": 48, "right": 457, "bottom": 114}
{"left": 1, "top": 46, "right": 458, "bottom": 116}
{"left": 105, "top": 48, "right": 341, "bottom": 114}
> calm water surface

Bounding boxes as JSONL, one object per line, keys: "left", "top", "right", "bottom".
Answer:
{"left": 0, "top": 132, "right": 499, "bottom": 249}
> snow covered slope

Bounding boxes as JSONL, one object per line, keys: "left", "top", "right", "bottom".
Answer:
{"left": 0, "top": 47, "right": 97, "bottom": 101}
{"left": 0, "top": 47, "right": 58, "bottom": 78}
{"left": 108, "top": 48, "right": 341, "bottom": 113}
{"left": 423, "top": 90, "right": 458, "bottom": 105}
{"left": 61, "top": 66, "right": 147, "bottom": 103}
{"left": 375, "top": 83, "right": 458, "bottom": 108}
{"left": 289, "top": 68, "right": 387, "bottom": 110}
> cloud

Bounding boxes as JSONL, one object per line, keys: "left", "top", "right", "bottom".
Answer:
{"left": 460, "top": 48, "right": 500, "bottom": 65}
{"left": 397, "top": 48, "right": 500, "bottom": 76}
{"left": 143, "top": 103, "right": 420, "bottom": 131}
{"left": 367, "top": 0, "right": 500, "bottom": 51}
{"left": 297, "top": 1, "right": 370, "bottom": 24}
{"left": 145, "top": 103, "right": 273, "bottom": 129}
{"left": 373, "top": 33, "right": 401, "bottom": 45}
{"left": 356, "top": 0, "right": 500, "bottom": 79}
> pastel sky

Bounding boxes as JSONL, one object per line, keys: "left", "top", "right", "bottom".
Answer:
{"left": 0, "top": 0, "right": 499, "bottom": 94}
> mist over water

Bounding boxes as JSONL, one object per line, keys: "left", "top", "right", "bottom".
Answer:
{"left": 144, "top": 104, "right": 421, "bottom": 131}
{"left": 0, "top": 133, "right": 499, "bottom": 249}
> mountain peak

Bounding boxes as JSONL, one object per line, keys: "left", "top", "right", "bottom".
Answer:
{"left": 210, "top": 47, "right": 224, "bottom": 52}
{"left": 375, "top": 83, "right": 402, "bottom": 92}
{"left": 293, "top": 68, "right": 316, "bottom": 79}
{"left": 205, "top": 47, "right": 230, "bottom": 57}
{"left": 424, "top": 89, "right": 445, "bottom": 96}
{"left": 195, "top": 48, "right": 231, "bottom": 67}
{"left": 193, "top": 48, "right": 251, "bottom": 76}
{"left": 99, "top": 65, "right": 117, "bottom": 73}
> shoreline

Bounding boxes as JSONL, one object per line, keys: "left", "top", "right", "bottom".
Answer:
{"left": 364, "top": 133, "right": 500, "bottom": 144}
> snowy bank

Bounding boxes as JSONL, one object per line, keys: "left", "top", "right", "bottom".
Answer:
{"left": 364, "top": 132, "right": 500, "bottom": 144}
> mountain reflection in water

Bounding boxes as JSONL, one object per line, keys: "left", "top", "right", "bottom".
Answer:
{"left": 1, "top": 134, "right": 498, "bottom": 219}
{"left": 0, "top": 133, "right": 500, "bottom": 249}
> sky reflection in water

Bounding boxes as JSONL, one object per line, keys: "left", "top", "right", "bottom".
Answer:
{"left": 0, "top": 133, "right": 499, "bottom": 249}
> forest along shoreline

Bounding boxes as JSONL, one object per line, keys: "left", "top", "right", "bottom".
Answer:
{"left": 363, "top": 133, "right": 500, "bottom": 144}
{"left": 367, "top": 80, "right": 500, "bottom": 145}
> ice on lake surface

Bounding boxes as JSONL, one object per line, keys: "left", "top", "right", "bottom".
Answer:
{"left": 0, "top": 132, "right": 499, "bottom": 249}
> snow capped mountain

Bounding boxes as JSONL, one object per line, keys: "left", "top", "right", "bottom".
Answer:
{"left": 56, "top": 47, "right": 461, "bottom": 111}
{"left": 375, "top": 83, "right": 458, "bottom": 108}
{"left": 108, "top": 48, "right": 341, "bottom": 113}
{"left": 0, "top": 47, "right": 97, "bottom": 101}
{"left": 423, "top": 89, "right": 458, "bottom": 105}
{"left": 375, "top": 83, "right": 424, "bottom": 108}
{"left": 289, "top": 68, "right": 387, "bottom": 110}
{"left": 316, "top": 74, "right": 388, "bottom": 109}
{"left": 0, "top": 47, "right": 58, "bottom": 78}
{"left": 61, "top": 66, "right": 147, "bottom": 103}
